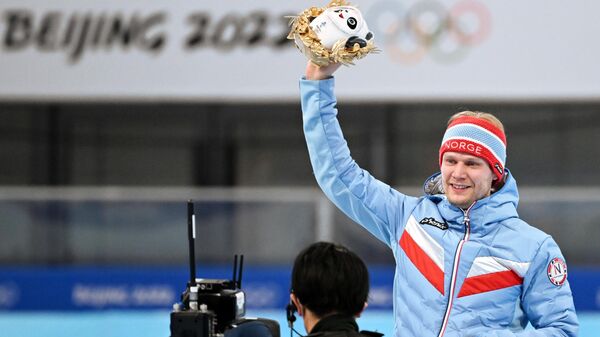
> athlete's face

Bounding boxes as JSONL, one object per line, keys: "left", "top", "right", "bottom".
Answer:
{"left": 441, "top": 152, "right": 496, "bottom": 209}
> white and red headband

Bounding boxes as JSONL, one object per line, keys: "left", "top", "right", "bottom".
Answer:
{"left": 439, "top": 116, "right": 507, "bottom": 182}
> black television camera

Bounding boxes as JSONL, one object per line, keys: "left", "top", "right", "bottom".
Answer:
{"left": 170, "top": 201, "right": 279, "bottom": 337}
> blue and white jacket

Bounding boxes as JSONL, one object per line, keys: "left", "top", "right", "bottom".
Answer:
{"left": 300, "top": 77, "right": 578, "bottom": 337}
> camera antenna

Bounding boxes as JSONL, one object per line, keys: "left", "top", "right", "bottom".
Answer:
{"left": 232, "top": 255, "right": 238, "bottom": 287}
{"left": 237, "top": 255, "right": 244, "bottom": 289}
{"left": 187, "top": 200, "right": 197, "bottom": 287}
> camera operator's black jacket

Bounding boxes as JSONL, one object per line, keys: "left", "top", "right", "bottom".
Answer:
{"left": 307, "top": 314, "right": 383, "bottom": 337}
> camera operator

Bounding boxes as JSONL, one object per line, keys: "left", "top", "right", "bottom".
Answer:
{"left": 287, "top": 242, "right": 382, "bottom": 337}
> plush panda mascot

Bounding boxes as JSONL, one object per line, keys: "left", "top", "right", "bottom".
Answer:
{"left": 288, "top": 0, "right": 378, "bottom": 66}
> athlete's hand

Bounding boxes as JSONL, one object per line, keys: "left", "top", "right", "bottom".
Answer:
{"left": 305, "top": 61, "right": 342, "bottom": 80}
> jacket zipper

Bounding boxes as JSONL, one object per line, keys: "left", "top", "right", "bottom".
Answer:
{"left": 436, "top": 202, "right": 475, "bottom": 337}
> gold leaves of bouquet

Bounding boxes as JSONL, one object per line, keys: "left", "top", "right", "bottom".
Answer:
{"left": 287, "top": 0, "right": 379, "bottom": 66}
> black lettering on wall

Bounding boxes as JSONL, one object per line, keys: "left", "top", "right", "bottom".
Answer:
{"left": 37, "top": 12, "right": 61, "bottom": 51}
{"left": 136, "top": 12, "right": 166, "bottom": 52}
{"left": 62, "top": 14, "right": 78, "bottom": 48}
{"left": 185, "top": 12, "right": 210, "bottom": 49}
{"left": 1, "top": 8, "right": 295, "bottom": 61}
{"left": 183, "top": 11, "right": 295, "bottom": 51}
{"left": 242, "top": 11, "right": 267, "bottom": 46}
{"left": 68, "top": 13, "right": 92, "bottom": 63}
{"left": 105, "top": 14, "right": 133, "bottom": 48}
{"left": 4, "top": 10, "right": 32, "bottom": 50}
{"left": 272, "top": 13, "right": 295, "bottom": 48}
{"left": 90, "top": 14, "right": 107, "bottom": 48}
{"left": 211, "top": 14, "right": 242, "bottom": 51}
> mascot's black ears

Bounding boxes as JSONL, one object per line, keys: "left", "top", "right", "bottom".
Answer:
{"left": 345, "top": 36, "right": 367, "bottom": 48}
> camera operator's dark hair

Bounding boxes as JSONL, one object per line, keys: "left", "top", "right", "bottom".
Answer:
{"left": 291, "top": 242, "right": 369, "bottom": 317}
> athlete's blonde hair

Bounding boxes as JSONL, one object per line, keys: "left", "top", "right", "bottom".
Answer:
{"left": 448, "top": 111, "right": 505, "bottom": 133}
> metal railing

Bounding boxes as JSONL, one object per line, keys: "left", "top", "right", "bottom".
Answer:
{"left": 1, "top": 186, "right": 599, "bottom": 265}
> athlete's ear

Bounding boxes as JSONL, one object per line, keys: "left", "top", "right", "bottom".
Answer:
{"left": 290, "top": 293, "right": 304, "bottom": 317}
{"left": 355, "top": 302, "right": 368, "bottom": 318}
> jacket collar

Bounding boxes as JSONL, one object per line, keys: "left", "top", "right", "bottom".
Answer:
{"left": 422, "top": 169, "right": 519, "bottom": 235}
{"left": 309, "top": 313, "right": 359, "bottom": 334}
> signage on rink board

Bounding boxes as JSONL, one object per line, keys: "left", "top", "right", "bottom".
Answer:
{"left": 0, "top": 266, "right": 597, "bottom": 311}
{"left": 0, "top": 266, "right": 396, "bottom": 311}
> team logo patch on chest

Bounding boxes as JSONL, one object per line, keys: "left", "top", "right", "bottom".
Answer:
{"left": 547, "top": 257, "right": 568, "bottom": 286}
{"left": 419, "top": 217, "right": 448, "bottom": 230}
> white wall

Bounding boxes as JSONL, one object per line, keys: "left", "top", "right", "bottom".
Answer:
{"left": 1, "top": 0, "right": 599, "bottom": 102}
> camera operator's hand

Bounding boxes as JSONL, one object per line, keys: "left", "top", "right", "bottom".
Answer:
{"left": 305, "top": 61, "right": 342, "bottom": 80}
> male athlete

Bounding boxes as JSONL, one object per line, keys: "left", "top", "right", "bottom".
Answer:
{"left": 299, "top": 61, "right": 578, "bottom": 337}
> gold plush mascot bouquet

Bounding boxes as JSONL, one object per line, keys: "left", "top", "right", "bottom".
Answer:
{"left": 287, "top": 0, "right": 378, "bottom": 66}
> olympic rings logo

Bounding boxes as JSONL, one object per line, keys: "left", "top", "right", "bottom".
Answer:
{"left": 365, "top": 0, "right": 492, "bottom": 65}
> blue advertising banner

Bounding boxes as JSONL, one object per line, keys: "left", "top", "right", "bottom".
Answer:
{"left": 0, "top": 266, "right": 597, "bottom": 312}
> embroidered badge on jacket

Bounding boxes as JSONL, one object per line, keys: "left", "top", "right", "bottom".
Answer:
{"left": 547, "top": 257, "right": 568, "bottom": 286}
{"left": 419, "top": 217, "right": 448, "bottom": 230}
